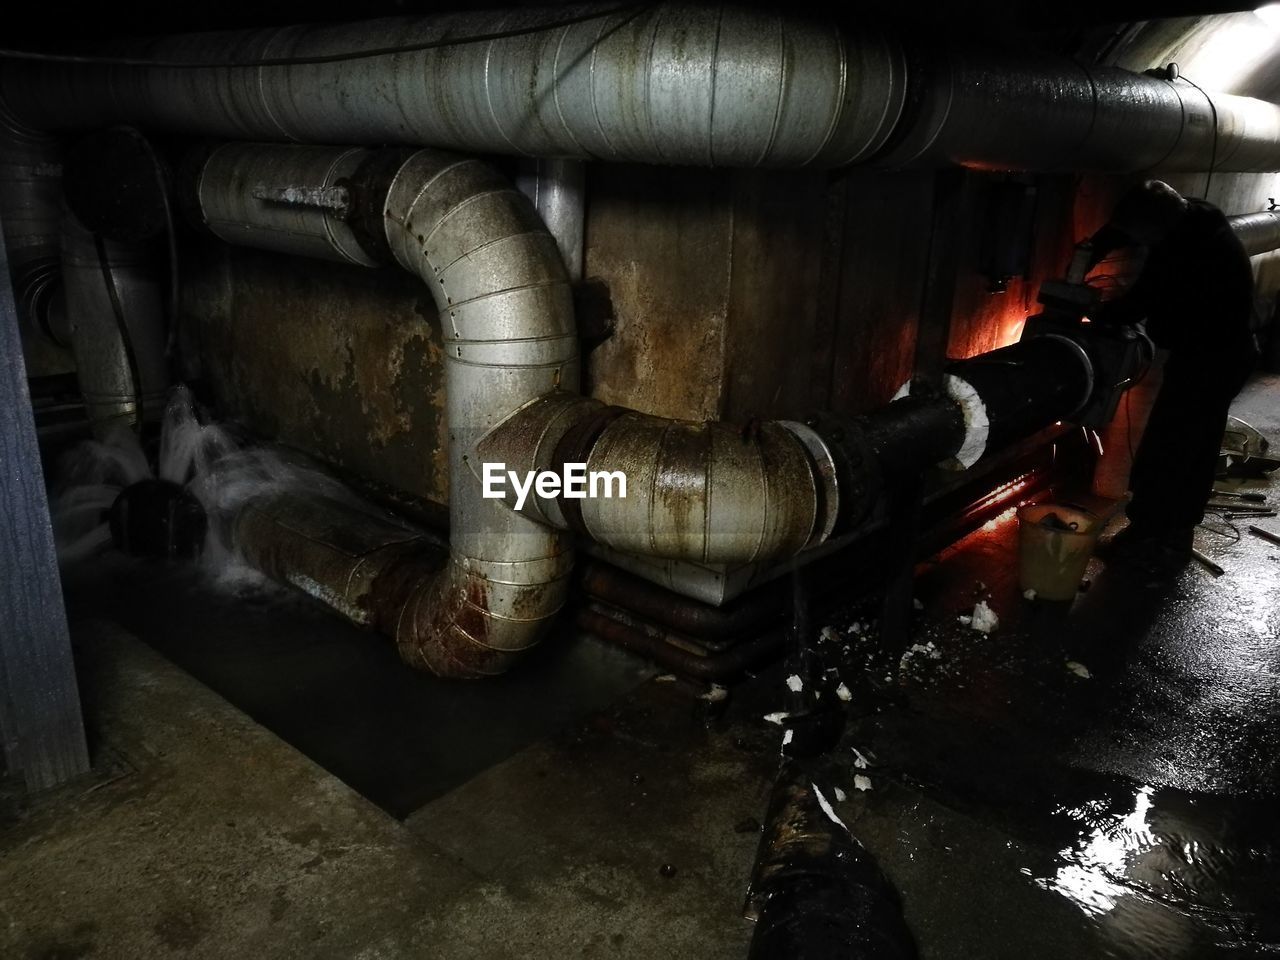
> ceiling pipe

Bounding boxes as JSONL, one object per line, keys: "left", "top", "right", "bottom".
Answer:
{"left": 477, "top": 337, "right": 1092, "bottom": 564}
{"left": 1228, "top": 210, "right": 1280, "bottom": 257}
{"left": 878, "top": 46, "right": 1280, "bottom": 171}
{"left": 0, "top": 4, "right": 905, "bottom": 170}
{"left": 6, "top": 3, "right": 1280, "bottom": 173}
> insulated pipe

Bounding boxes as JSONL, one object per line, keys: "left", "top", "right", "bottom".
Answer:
{"left": 60, "top": 213, "right": 169, "bottom": 434}
{"left": 194, "top": 143, "right": 578, "bottom": 678}
{"left": 8, "top": 6, "right": 1280, "bottom": 174}
{"left": 0, "top": 4, "right": 906, "bottom": 170}
{"left": 1228, "top": 210, "right": 1280, "bottom": 257}
{"left": 474, "top": 392, "right": 839, "bottom": 565}
{"left": 877, "top": 47, "right": 1280, "bottom": 172}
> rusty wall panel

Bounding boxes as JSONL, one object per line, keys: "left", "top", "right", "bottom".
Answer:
{"left": 193, "top": 247, "right": 450, "bottom": 506}
{"left": 722, "top": 170, "right": 832, "bottom": 422}
{"left": 829, "top": 170, "right": 935, "bottom": 413}
{"left": 947, "top": 175, "right": 1078, "bottom": 360}
{"left": 582, "top": 163, "right": 732, "bottom": 422}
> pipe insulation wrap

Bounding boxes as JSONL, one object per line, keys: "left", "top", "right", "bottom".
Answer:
{"left": 0, "top": 4, "right": 907, "bottom": 170}
{"left": 383, "top": 149, "right": 579, "bottom": 677}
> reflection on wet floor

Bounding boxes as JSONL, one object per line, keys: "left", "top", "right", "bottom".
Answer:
{"left": 823, "top": 440, "right": 1280, "bottom": 954}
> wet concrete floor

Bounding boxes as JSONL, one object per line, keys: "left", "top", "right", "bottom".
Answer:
{"left": 2, "top": 375, "right": 1277, "bottom": 958}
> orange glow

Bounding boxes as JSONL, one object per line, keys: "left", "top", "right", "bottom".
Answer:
{"left": 969, "top": 472, "right": 1033, "bottom": 518}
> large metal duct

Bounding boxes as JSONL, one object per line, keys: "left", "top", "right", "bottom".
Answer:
{"left": 0, "top": 3, "right": 906, "bottom": 170}
{"left": 60, "top": 214, "right": 169, "bottom": 433}
{"left": 1229, "top": 210, "right": 1280, "bottom": 257}
{"left": 7, "top": 4, "right": 1280, "bottom": 173}
{"left": 195, "top": 143, "right": 578, "bottom": 678}
{"left": 878, "top": 47, "right": 1280, "bottom": 172}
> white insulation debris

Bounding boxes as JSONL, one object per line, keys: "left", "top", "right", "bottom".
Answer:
{"left": 785, "top": 674, "right": 804, "bottom": 693}
{"left": 698, "top": 683, "right": 728, "bottom": 702}
{"left": 853, "top": 775, "right": 873, "bottom": 792}
{"left": 967, "top": 600, "right": 1000, "bottom": 634}
{"left": 1066, "top": 661, "right": 1092, "bottom": 679}
{"left": 836, "top": 683, "right": 853, "bottom": 702}
{"left": 763, "top": 712, "right": 791, "bottom": 725}
{"left": 812, "top": 784, "right": 849, "bottom": 830}
{"left": 834, "top": 786, "right": 847, "bottom": 802}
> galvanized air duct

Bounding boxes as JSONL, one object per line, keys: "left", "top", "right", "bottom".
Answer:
{"left": 60, "top": 213, "right": 169, "bottom": 434}
{"left": 195, "top": 142, "right": 578, "bottom": 678}
{"left": 475, "top": 392, "right": 840, "bottom": 565}
{"left": 877, "top": 46, "right": 1280, "bottom": 172}
{"left": 7, "top": 4, "right": 1280, "bottom": 173}
{"left": 1228, "top": 210, "right": 1280, "bottom": 257}
{"left": 0, "top": 4, "right": 905, "bottom": 170}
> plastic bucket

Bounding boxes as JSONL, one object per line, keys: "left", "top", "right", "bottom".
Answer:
{"left": 1017, "top": 503, "right": 1100, "bottom": 601}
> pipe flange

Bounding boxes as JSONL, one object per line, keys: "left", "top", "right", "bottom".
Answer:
{"left": 777, "top": 420, "right": 840, "bottom": 547}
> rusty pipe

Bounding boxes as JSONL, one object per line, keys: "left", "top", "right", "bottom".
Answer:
{"left": 196, "top": 143, "right": 578, "bottom": 678}
{"left": 60, "top": 212, "right": 169, "bottom": 434}
{"left": 476, "top": 392, "right": 840, "bottom": 565}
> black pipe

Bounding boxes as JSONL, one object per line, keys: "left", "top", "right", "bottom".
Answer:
{"left": 946, "top": 336, "right": 1092, "bottom": 449}
{"left": 746, "top": 760, "right": 916, "bottom": 960}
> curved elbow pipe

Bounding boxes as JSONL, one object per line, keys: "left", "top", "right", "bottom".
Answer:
{"left": 195, "top": 144, "right": 577, "bottom": 677}
{"left": 0, "top": 105, "right": 67, "bottom": 345}
{"left": 477, "top": 393, "right": 839, "bottom": 565}
{"left": 9, "top": 5, "right": 1280, "bottom": 173}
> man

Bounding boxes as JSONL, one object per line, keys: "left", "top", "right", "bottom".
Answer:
{"left": 1087, "top": 181, "right": 1259, "bottom": 569}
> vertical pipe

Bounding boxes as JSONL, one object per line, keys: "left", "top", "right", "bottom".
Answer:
{"left": 60, "top": 214, "right": 169, "bottom": 435}
{"left": 517, "top": 158, "right": 586, "bottom": 282}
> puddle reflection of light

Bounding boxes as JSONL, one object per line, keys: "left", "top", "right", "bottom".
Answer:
{"left": 1036, "top": 786, "right": 1156, "bottom": 917}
